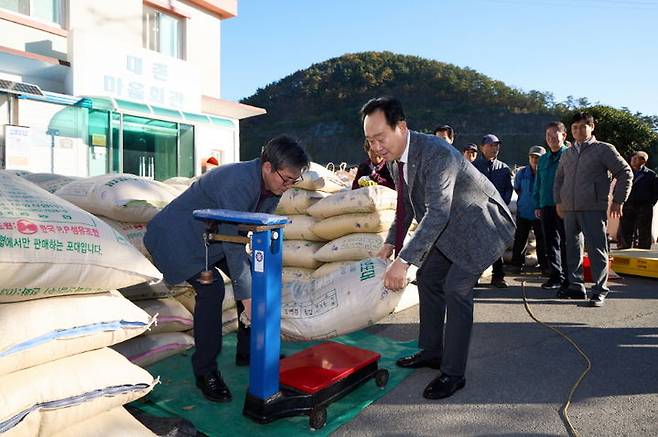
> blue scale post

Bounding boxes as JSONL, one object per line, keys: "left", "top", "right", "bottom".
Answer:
{"left": 192, "top": 209, "right": 288, "bottom": 401}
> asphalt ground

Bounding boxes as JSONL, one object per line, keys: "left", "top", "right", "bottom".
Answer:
{"left": 332, "top": 270, "right": 658, "bottom": 437}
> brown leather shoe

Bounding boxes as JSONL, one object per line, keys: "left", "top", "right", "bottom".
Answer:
{"left": 396, "top": 351, "right": 441, "bottom": 369}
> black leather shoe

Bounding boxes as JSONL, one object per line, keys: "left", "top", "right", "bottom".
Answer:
{"left": 541, "top": 279, "right": 562, "bottom": 290}
{"left": 236, "top": 352, "right": 286, "bottom": 367}
{"left": 195, "top": 371, "right": 232, "bottom": 402}
{"left": 423, "top": 374, "right": 466, "bottom": 399}
{"left": 491, "top": 278, "right": 508, "bottom": 288}
{"left": 396, "top": 351, "right": 441, "bottom": 369}
{"left": 556, "top": 288, "right": 587, "bottom": 300}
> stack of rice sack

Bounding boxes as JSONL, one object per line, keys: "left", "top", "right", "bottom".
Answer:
{"left": 307, "top": 185, "right": 397, "bottom": 278}
{"left": 281, "top": 258, "right": 402, "bottom": 340}
{"left": 52, "top": 173, "right": 201, "bottom": 367}
{"left": 0, "top": 172, "right": 161, "bottom": 436}
{"left": 276, "top": 163, "right": 346, "bottom": 282}
{"left": 21, "top": 172, "right": 80, "bottom": 193}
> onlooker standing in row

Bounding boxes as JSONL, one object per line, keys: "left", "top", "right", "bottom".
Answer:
{"left": 352, "top": 139, "right": 396, "bottom": 190}
{"left": 473, "top": 134, "right": 513, "bottom": 288}
{"left": 554, "top": 112, "right": 632, "bottom": 307}
{"left": 510, "top": 146, "right": 548, "bottom": 274}
{"left": 462, "top": 143, "right": 478, "bottom": 162}
{"left": 618, "top": 151, "right": 658, "bottom": 249}
{"left": 533, "top": 122, "right": 570, "bottom": 290}
{"left": 433, "top": 124, "right": 454, "bottom": 144}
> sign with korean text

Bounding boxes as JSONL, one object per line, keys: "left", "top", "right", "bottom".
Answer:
{"left": 68, "top": 30, "right": 201, "bottom": 112}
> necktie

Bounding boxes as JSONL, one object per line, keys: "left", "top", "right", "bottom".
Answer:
{"left": 395, "top": 161, "right": 405, "bottom": 256}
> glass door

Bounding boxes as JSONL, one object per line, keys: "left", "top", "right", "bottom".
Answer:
{"left": 122, "top": 115, "right": 178, "bottom": 180}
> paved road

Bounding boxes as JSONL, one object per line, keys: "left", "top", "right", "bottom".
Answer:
{"left": 332, "top": 272, "right": 658, "bottom": 437}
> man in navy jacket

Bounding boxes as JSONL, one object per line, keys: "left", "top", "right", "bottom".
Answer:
{"left": 473, "top": 134, "right": 513, "bottom": 287}
{"left": 618, "top": 151, "right": 658, "bottom": 249}
{"left": 144, "top": 136, "right": 310, "bottom": 402}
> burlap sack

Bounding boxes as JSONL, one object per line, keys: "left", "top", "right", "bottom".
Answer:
{"left": 275, "top": 188, "right": 328, "bottom": 215}
{"left": 0, "top": 348, "right": 156, "bottom": 437}
{"left": 23, "top": 173, "right": 80, "bottom": 194}
{"left": 292, "top": 162, "right": 348, "bottom": 193}
{"left": 51, "top": 407, "right": 156, "bottom": 437}
{"left": 281, "top": 258, "right": 402, "bottom": 340}
{"left": 0, "top": 291, "right": 152, "bottom": 376}
{"left": 174, "top": 282, "right": 236, "bottom": 314}
{"left": 284, "top": 215, "right": 326, "bottom": 241}
{"left": 312, "top": 261, "right": 355, "bottom": 278}
{"left": 0, "top": 173, "right": 162, "bottom": 302}
{"left": 119, "top": 281, "right": 182, "bottom": 301}
{"left": 306, "top": 185, "right": 397, "bottom": 218}
{"left": 101, "top": 217, "right": 149, "bottom": 258}
{"left": 310, "top": 210, "right": 395, "bottom": 241}
{"left": 282, "top": 267, "right": 314, "bottom": 282}
{"left": 314, "top": 233, "right": 386, "bottom": 262}
{"left": 134, "top": 297, "right": 193, "bottom": 333}
{"left": 283, "top": 240, "right": 324, "bottom": 269}
{"left": 111, "top": 332, "right": 194, "bottom": 367}
{"left": 55, "top": 173, "right": 178, "bottom": 222}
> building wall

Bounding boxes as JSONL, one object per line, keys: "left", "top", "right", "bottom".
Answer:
{"left": 68, "top": 0, "right": 142, "bottom": 49}
{"left": 0, "top": 19, "right": 68, "bottom": 59}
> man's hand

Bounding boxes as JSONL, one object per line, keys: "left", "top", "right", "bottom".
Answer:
{"left": 610, "top": 202, "right": 623, "bottom": 219}
{"left": 383, "top": 258, "right": 409, "bottom": 292}
{"left": 242, "top": 298, "right": 251, "bottom": 320}
{"left": 376, "top": 243, "right": 394, "bottom": 260}
{"left": 556, "top": 203, "right": 565, "bottom": 219}
{"left": 535, "top": 208, "right": 542, "bottom": 219}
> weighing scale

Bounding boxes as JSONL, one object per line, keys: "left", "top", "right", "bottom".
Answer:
{"left": 193, "top": 209, "right": 389, "bottom": 430}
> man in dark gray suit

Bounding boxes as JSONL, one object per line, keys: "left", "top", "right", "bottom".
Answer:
{"left": 144, "top": 136, "right": 310, "bottom": 403}
{"left": 362, "top": 97, "right": 515, "bottom": 399}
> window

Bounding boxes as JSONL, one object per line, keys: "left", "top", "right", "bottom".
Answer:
{"left": 0, "top": 0, "right": 64, "bottom": 26}
{"left": 143, "top": 5, "right": 185, "bottom": 60}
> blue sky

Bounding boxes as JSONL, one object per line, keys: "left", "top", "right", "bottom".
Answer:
{"left": 221, "top": 0, "right": 657, "bottom": 116}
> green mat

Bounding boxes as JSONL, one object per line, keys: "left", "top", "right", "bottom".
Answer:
{"left": 132, "top": 330, "right": 416, "bottom": 436}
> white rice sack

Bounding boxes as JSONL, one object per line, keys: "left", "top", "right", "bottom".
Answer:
{"left": 0, "top": 173, "right": 162, "bottom": 303}
{"left": 0, "top": 291, "right": 152, "bottom": 376}
{"left": 275, "top": 188, "right": 328, "bottom": 215}
{"left": 111, "top": 332, "right": 194, "bottom": 367}
{"left": 22, "top": 173, "right": 80, "bottom": 193}
{"left": 307, "top": 185, "right": 397, "bottom": 218}
{"left": 283, "top": 240, "right": 324, "bottom": 269}
{"left": 312, "top": 261, "right": 354, "bottom": 278}
{"left": 310, "top": 210, "right": 395, "bottom": 241}
{"left": 102, "top": 217, "right": 149, "bottom": 258}
{"left": 118, "top": 281, "right": 182, "bottom": 301}
{"left": 134, "top": 297, "right": 193, "bottom": 333}
{"left": 314, "top": 233, "right": 386, "bottom": 262}
{"left": 174, "top": 282, "right": 236, "bottom": 314}
{"left": 55, "top": 173, "right": 177, "bottom": 222}
{"left": 51, "top": 407, "right": 156, "bottom": 437}
{"left": 282, "top": 267, "right": 314, "bottom": 282}
{"left": 163, "top": 176, "right": 195, "bottom": 186}
{"left": 281, "top": 258, "right": 401, "bottom": 341}
{"left": 0, "top": 169, "right": 32, "bottom": 177}
{"left": 284, "top": 215, "right": 326, "bottom": 241}
{"left": 293, "top": 162, "right": 348, "bottom": 193}
{"left": 0, "top": 348, "right": 156, "bottom": 437}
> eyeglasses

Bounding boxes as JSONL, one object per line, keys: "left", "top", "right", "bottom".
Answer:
{"left": 275, "top": 169, "right": 303, "bottom": 185}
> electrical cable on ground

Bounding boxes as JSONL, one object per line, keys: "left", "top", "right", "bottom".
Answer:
{"left": 520, "top": 281, "right": 592, "bottom": 437}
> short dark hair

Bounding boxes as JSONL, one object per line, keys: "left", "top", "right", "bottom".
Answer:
{"left": 433, "top": 124, "right": 454, "bottom": 139}
{"left": 571, "top": 112, "right": 595, "bottom": 126}
{"left": 261, "top": 135, "right": 310, "bottom": 172}
{"left": 360, "top": 96, "right": 406, "bottom": 129}
{"left": 545, "top": 121, "right": 566, "bottom": 132}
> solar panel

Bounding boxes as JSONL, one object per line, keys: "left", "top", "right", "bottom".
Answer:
{"left": 0, "top": 80, "right": 44, "bottom": 96}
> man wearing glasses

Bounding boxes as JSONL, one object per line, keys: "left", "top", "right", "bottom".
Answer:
{"left": 144, "top": 135, "right": 310, "bottom": 403}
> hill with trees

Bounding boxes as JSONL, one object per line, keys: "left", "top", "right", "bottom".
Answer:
{"left": 240, "top": 51, "right": 658, "bottom": 168}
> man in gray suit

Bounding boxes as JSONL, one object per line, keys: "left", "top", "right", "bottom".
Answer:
{"left": 144, "top": 136, "right": 310, "bottom": 403}
{"left": 362, "top": 97, "right": 515, "bottom": 399}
